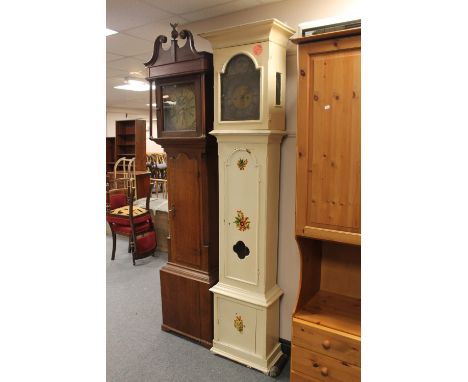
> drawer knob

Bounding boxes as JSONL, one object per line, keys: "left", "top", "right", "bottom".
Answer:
{"left": 321, "top": 367, "right": 329, "bottom": 376}
{"left": 322, "top": 340, "right": 331, "bottom": 349}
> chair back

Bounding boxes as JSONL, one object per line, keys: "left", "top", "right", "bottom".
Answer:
{"left": 113, "top": 157, "right": 137, "bottom": 198}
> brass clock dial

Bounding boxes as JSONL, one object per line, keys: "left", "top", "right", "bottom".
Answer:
{"left": 162, "top": 82, "right": 196, "bottom": 131}
{"left": 221, "top": 54, "right": 260, "bottom": 121}
{"left": 232, "top": 85, "right": 254, "bottom": 109}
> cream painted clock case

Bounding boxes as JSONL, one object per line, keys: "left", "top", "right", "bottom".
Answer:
{"left": 200, "top": 19, "right": 295, "bottom": 375}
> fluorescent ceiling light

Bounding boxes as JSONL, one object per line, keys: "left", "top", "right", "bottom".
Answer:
{"left": 106, "top": 28, "right": 118, "bottom": 36}
{"left": 114, "top": 79, "right": 149, "bottom": 92}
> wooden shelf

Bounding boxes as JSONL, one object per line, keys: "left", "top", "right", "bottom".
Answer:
{"left": 116, "top": 132, "right": 136, "bottom": 136}
{"left": 298, "top": 226, "right": 361, "bottom": 246}
{"left": 116, "top": 153, "right": 135, "bottom": 157}
{"left": 294, "top": 290, "right": 361, "bottom": 337}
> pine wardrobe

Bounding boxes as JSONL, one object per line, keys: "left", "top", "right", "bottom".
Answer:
{"left": 291, "top": 28, "right": 361, "bottom": 382}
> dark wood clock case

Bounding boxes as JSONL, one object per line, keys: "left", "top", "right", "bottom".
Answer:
{"left": 144, "top": 25, "right": 218, "bottom": 347}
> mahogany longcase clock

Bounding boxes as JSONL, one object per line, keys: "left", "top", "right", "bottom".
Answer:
{"left": 144, "top": 25, "right": 218, "bottom": 347}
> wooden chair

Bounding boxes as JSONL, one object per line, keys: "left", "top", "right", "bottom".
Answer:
{"left": 147, "top": 152, "right": 167, "bottom": 199}
{"left": 106, "top": 182, "right": 156, "bottom": 265}
{"left": 150, "top": 177, "right": 167, "bottom": 199}
{"left": 113, "top": 157, "right": 137, "bottom": 199}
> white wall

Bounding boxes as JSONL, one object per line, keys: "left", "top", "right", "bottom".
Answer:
{"left": 106, "top": 108, "right": 163, "bottom": 153}
{"left": 182, "top": 0, "right": 361, "bottom": 341}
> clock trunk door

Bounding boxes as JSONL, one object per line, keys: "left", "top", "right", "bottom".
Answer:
{"left": 167, "top": 152, "right": 202, "bottom": 268}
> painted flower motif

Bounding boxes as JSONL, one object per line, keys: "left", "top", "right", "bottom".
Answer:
{"left": 237, "top": 158, "right": 248, "bottom": 170}
{"left": 234, "top": 314, "right": 245, "bottom": 333}
{"left": 234, "top": 210, "right": 250, "bottom": 231}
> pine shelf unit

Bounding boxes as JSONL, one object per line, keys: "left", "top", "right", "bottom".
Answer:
{"left": 291, "top": 28, "right": 361, "bottom": 382}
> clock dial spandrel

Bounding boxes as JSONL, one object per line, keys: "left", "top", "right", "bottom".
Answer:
{"left": 221, "top": 54, "right": 260, "bottom": 121}
{"left": 162, "top": 82, "right": 196, "bottom": 131}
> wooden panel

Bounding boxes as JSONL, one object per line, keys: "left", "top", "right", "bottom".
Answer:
{"left": 294, "top": 34, "right": 361, "bottom": 55}
{"left": 291, "top": 370, "right": 321, "bottom": 382}
{"left": 301, "top": 227, "right": 360, "bottom": 245}
{"left": 167, "top": 152, "right": 201, "bottom": 268}
{"left": 295, "top": 238, "right": 322, "bottom": 313}
{"left": 293, "top": 318, "right": 360, "bottom": 366}
{"left": 217, "top": 297, "right": 257, "bottom": 353}
{"left": 291, "top": 28, "right": 361, "bottom": 45}
{"left": 320, "top": 242, "right": 360, "bottom": 299}
{"left": 294, "top": 290, "right": 361, "bottom": 337}
{"left": 160, "top": 268, "right": 201, "bottom": 340}
{"left": 134, "top": 119, "right": 147, "bottom": 171}
{"left": 106, "top": 137, "right": 116, "bottom": 173}
{"left": 154, "top": 210, "right": 168, "bottom": 252}
{"left": 292, "top": 344, "right": 360, "bottom": 382}
{"left": 307, "top": 49, "right": 360, "bottom": 232}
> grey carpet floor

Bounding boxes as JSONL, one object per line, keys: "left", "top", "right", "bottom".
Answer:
{"left": 107, "top": 236, "right": 290, "bottom": 382}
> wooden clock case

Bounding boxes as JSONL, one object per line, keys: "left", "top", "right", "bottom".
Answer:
{"left": 144, "top": 25, "right": 218, "bottom": 347}
{"left": 200, "top": 19, "right": 295, "bottom": 374}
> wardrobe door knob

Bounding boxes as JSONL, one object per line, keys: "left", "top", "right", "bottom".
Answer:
{"left": 322, "top": 339, "right": 331, "bottom": 349}
{"left": 321, "top": 367, "right": 329, "bottom": 376}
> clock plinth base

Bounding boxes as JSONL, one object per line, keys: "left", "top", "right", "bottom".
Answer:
{"left": 211, "top": 340, "right": 283, "bottom": 375}
{"left": 160, "top": 263, "right": 216, "bottom": 347}
{"left": 210, "top": 283, "right": 283, "bottom": 375}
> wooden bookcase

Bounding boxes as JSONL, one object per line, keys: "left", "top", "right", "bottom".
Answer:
{"left": 291, "top": 28, "right": 361, "bottom": 382}
{"left": 106, "top": 137, "right": 116, "bottom": 173}
{"left": 115, "top": 119, "right": 146, "bottom": 171}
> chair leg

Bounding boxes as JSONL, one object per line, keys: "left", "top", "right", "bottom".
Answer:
{"left": 132, "top": 255, "right": 136, "bottom": 266}
{"left": 111, "top": 232, "right": 116, "bottom": 260}
{"left": 128, "top": 237, "right": 131, "bottom": 253}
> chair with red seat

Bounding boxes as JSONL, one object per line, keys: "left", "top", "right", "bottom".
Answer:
{"left": 106, "top": 183, "right": 157, "bottom": 265}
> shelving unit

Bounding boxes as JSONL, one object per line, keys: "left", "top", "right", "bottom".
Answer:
{"left": 106, "top": 137, "right": 116, "bottom": 173}
{"left": 291, "top": 28, "right": 361, "bottom": 382}
{"left": 115, "top": 119, "right": 146, "bottom": 171}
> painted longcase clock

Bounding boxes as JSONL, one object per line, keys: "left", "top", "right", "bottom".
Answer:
{"left": 144, "top": 25, "right": 218, "bottom": 347}
{"left": 200, "top": 19, "right": 295, "bottom": 374}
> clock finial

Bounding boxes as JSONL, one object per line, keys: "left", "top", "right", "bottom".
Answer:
{"left": 170, "top": 23, "right": 179, "bottom": 40}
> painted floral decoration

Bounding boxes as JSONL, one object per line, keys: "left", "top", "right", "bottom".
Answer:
{"left": 234, "top": 210, "right": 250, "bottom": 231}
{"left": 234, "top": 314, "right": 245, "bottom": 333}
{"left": 237, "top": 158, "right": 248, "bottom": 170}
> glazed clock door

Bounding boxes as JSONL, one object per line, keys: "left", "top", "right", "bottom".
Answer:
{"left": 155, "top": 75, "right": 202, "bottom": 138}
{"left": 167, "top": 152, "right": 202, "bottom": 268}
{"left": 220, "top": 54, "right": 260, "bottom": 121}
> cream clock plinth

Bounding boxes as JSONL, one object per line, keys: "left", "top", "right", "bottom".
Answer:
{"left": 201, "top": 19, "right": 295, "bottom": 375}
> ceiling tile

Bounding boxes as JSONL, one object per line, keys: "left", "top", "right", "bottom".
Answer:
{"left": 107, "top": 52, "right": 124, "bottom": 62}
{"left": 143, "top": 0, "right": 231, "bottom": 15}
{"left": 181, "top": 0, "right": 260, "bottom": 22}
{"left": 124, "top": 18, "right": 190, "bottom": 41}
{"left": 135, "top": 52, "right": 156, "bottom": 62}
{"left": 107, "top": 56, "right": 148, "bottom": 75}
{"left": 258, "top": 0, "right": 283, "bottom": 4}
{"left": 107, "top": 0, "right": 173, "bottom": 31}
{"left": 106, "top": 67, "right": 130, "bottom": 78}
{"left": 106, "top": 33, "right": 153, "bottom": 56}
